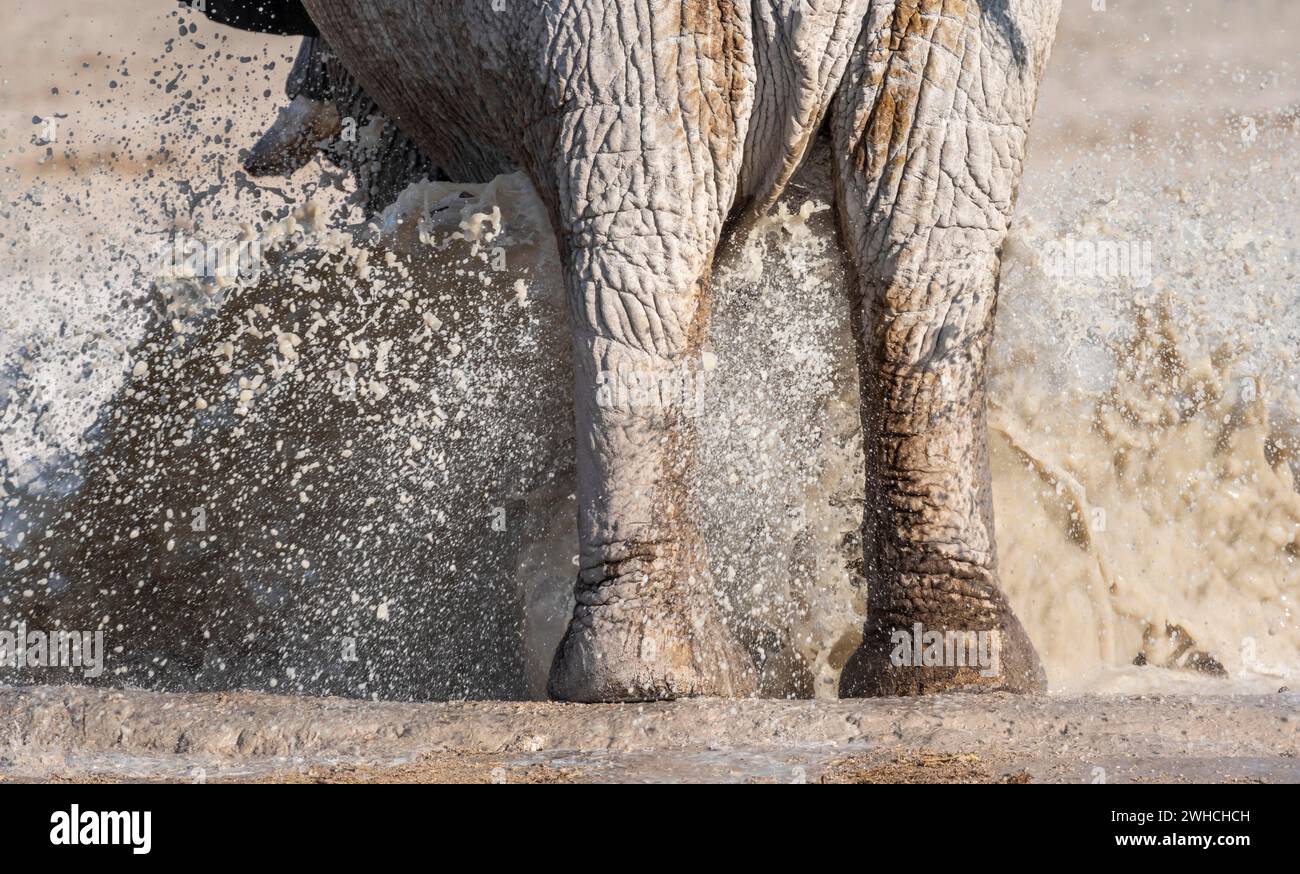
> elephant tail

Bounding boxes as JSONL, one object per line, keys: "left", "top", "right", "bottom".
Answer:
{"left": 183, "top": 0, "right": 318, "bottom": 37}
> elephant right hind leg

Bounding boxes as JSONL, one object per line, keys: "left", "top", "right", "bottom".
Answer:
{"left": 830, "top": 0, "right": 1060, "bottom": 697}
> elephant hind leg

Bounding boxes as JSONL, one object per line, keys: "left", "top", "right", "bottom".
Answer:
{"left": 831, "top": 0, "right": 1061, "bottom": 696}
{"left": 544, "top": 102, "right": 757, "bottom": 702}
{"left": 541, "top": 0, "right": 758, "bottom": 702}
{"left": 546, "top": 265, "right": 758, "bottom": 703}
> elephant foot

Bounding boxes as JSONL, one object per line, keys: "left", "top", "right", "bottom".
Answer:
{"left": 839, "top": 577, "right": 1046, "bottom": 697}
{"left": 243, "top": 95, "right": 341, "bottom": 177}
{"left": 548, "top": 574, "right": 756, "bottom": 702}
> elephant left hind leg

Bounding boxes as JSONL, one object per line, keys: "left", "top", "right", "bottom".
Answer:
{"left": 831, "top": 0, "right": 1061, "bottom": 696}
{"left": 544, "top": 140, "right": 757, "bottom": 702}
{"left": 544, "top": 248, "right": 759, "bottom": 701}
{"left": 540, "top": 0, "right": 758, "bottom": 703}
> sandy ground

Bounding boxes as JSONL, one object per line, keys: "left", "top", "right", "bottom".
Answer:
{"left": 2, "top": 684, "right": 1295, "bottom": 783}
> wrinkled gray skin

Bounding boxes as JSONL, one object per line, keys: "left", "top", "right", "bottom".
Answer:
{"left": 276, "top": 0, "right": 1061, "bottom": 701}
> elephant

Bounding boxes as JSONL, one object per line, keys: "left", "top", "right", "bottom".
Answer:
{"left": 191, "top": 0, "right": 1062, "bottom": 702}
